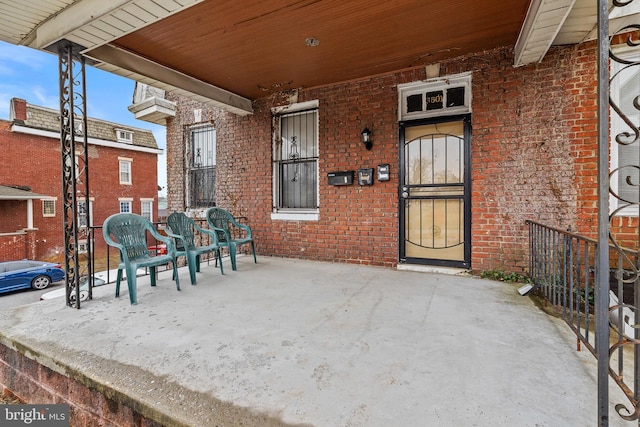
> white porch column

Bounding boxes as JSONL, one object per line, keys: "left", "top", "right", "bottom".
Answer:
{"left": 27, "top": 199, "right": 34, "bottom": 229}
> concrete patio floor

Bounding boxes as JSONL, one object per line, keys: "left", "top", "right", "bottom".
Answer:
{"left": 0, "top": 256, "right": 631, "bottom": 426}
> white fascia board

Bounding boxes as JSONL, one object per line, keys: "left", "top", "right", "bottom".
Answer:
{"left": 11, "top": 124, "right": 163, "bottom": 155}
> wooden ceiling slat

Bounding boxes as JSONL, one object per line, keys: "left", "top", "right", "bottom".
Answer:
{"left": 112, "top": 0, "right": 529, "bottom": 99}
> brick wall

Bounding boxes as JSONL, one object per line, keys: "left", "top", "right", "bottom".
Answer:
{"left": 0, "top": 120, "right": 160, "bottom": 262}
{"left": 0, "top": 341, "right": 169, "bottom": 426}
{"left": 166, "top": 42, "right": 605, "bottom": 273}
{"left": 0, "top": 233, "right": 27, "bottom": 261}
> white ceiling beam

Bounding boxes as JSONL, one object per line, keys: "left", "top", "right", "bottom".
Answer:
{"left": 86, "top": 44, "right": 254, "bottom": 116}
{"left": 514, "top": 0, "right": 577, "bottom": 67}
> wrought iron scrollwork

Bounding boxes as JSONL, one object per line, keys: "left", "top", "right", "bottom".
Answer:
{"left": 607, "top": 3, "right": 640, "bottom": 420}
{"left": 58, "top": 41, "right": 92, "bottom": 308}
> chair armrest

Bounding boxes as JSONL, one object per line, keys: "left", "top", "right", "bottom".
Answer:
{"left": 164, "top": 230, "right": 190, "bottom": 250}
{"left": 194, "top": 223, "right": 220, "bottom": 245}
{"left": 205, "top": 221, "right": 230, "bottom": 241}
{"left": 148, "top": 226, "right": 177, "bottom": 254}
{"left": 229, "top": 218, "right": 252, "bottom": 239}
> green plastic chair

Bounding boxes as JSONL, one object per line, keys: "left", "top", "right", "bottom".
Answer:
{"left": 165, "top": 212, "right": 224, "bottom": 285}
{"left": 205, "top": 207, "right": 256, "bottom": 270}
{"left": 102, "top": 213, "right": 180, "bottom": 304}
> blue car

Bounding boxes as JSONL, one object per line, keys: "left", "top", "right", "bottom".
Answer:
{"left": 0, "top": 260, "right": 65, "bottom": 294}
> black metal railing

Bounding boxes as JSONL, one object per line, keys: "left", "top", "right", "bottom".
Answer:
{"left": 528, "top": 220, "right": 640, "bottom": 420}
{"left": 86, "top": 219, "right": 220, "bottom": 286}
{"left": 84, "top": 216, "right": 249, "bottom": 287}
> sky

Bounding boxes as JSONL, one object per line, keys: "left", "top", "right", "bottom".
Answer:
{"left": 0, "top": 40, "right": 167, "bottom": 196}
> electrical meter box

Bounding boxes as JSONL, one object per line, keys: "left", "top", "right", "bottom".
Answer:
{"left": 358, "top": 168, "right": 374, "bottom": 185}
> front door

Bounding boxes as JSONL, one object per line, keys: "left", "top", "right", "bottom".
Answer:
{"left": 399, "top": 115, "right": 471, "bottom": 268}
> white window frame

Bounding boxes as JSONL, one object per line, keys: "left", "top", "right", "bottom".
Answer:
{"left": 119, "top": 198, "right": 133, "bottom": 214}
{"left": 609, "top": 47, "right": 640, "bottom": 216}
{"left": 77, "top": 198, "right": 94, "bottom": 228}
{"left": 77, "top": 239, "right": 92, "bottom": 254}
{"left": 398, "top": 72, "right": 472, "bottom": 121}
{"left": 141, "top": 199, "right": 154, "bottom": 222}
{"left": 119, "top": 157, "right": 132, "bottom": 185}
{"left": 42, "top": 198, "right": 56, "bottom": 217}
{"left": 116, "top": 128, "right": 133, "bottom": 144}
{"left": 186, "top": 124, "right": 217, "bottom": 208}
{"left": 271, "top": 100, "right": 319, "bottom": 221}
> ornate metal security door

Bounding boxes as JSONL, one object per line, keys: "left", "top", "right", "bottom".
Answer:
{"left": 399, "top": 116, "right": 471, "bottom": 268}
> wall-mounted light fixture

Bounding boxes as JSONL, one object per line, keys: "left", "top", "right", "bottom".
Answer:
{"left": 361, "top": 127, "right": 372, "bottom": 150}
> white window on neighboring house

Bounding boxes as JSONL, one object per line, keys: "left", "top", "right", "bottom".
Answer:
{"left": 119, "top": 199, "right": 132, "bottom": 214}
{"left": 42, "top": 199, "right": 56, "bottom": 217}
{"left": 116, "top": 129, "right": 133, "bottom": 144}
{"left": 141, "top": 199, "right": 153, "bottom": 222}
{"left": 610, "top": 48, "right": 640, "bottom": 216}
{"left": 77, "top": 199, "right": 93, "bottom": 228}
{"left": 119, "top": 157, "right": 132, "bottom": 185}
{"left": 272, "top": 101, "right": 319, "bottom": 221}
{"left": 78, "top": 240, "right": 91, "bottom": 254}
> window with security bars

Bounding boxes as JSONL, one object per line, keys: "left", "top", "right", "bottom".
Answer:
{"left": 187, "top": 125, "right": 216, "bottom": 208}
{"left": 273, "top": 109, "right": 318, "bottom": 209}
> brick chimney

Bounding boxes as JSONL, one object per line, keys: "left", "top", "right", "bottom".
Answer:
{"left": 9, "top": 98, "right": 27, "bottom": 122}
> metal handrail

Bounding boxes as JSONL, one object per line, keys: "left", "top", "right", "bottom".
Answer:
{"left": 527, "top": 220, "right": 640, "bottom": 420}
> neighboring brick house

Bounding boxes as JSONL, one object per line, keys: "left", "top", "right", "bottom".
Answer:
{"left": 131, "top": 34, "right": 636, "bottom": 275}
{"left": 0, "top": 98, "right": 162, "bottom": 262}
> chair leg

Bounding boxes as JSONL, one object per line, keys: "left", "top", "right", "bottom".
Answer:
{"left": 196, "top": 254, "right": 201, "bottom": 273}
{"left": 116, "top": 268, "right": 123, "bottom": 298}
{"left": 172, "top": 259, "right": 181, "bottom": 290}
{"left": 251, "top": 241, "right": 257, "bottom": 263}
{"left": 187, "top": 254, "right": 197, "bottom": 285}
{"left": 150, "top": 267, "right": 157, "bottom": 287}
{"left": 230, "top": 243, "right": 237, "bottom": 271}
{"left": 217, "top": 249, "right": 224, "bottom": 275}
{"left": 125, "top": 266, "right": 138, "bottom": 305}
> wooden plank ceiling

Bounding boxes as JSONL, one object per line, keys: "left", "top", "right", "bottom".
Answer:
{"left": 107, "top": 0, "right": 531, "bottom": 101}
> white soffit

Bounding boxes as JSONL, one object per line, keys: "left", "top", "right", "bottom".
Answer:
{"left": 580, "top": 1, "right": 640, "bottom": 42}
{"left": 515, "top": 0, "right": 640, "bottom": 66}
{"left": 514, "top": 0, "right": 577, "bottom": 67}
{"left": 28, "top": 0, "right": 204, "bottom": 50}
{"left": 0, "top": 0, "right": 253, "bottom": 116}
{"left": 0, "top": 0, "right": 75, "bottom": 46}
